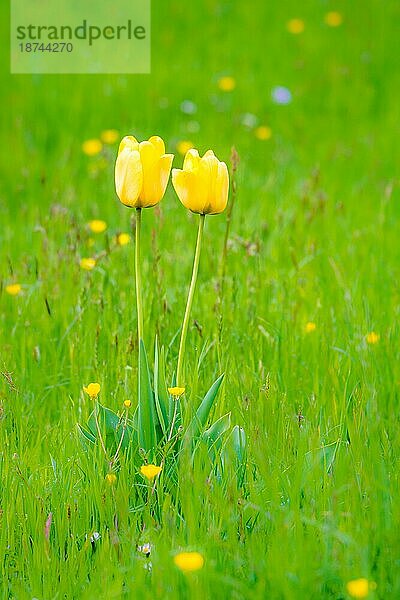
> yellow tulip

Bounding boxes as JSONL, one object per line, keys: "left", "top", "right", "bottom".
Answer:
{"left": 172, "top": 149, "right": 229, "bottom": 215}
{"left": 115, "top": 135, "right": 174, "bottom": 208}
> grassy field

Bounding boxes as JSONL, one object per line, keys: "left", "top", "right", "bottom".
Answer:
{"left": 1, "top": 0, "right": 400, "bottom": 598}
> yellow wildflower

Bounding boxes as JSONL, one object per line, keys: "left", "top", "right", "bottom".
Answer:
{"left": 5, "top": 284, "right": 22, "bottom": 296}
{"left": 83, "top": 383, "right": 101, "bottom": 399}
{"left": 286, "top": 19, "right": 305, "bottom": 34}
{"left": 174, "top": 551, "right": 204, "bottom": 572}
{"left": 124, "top": 399, "right": 132, "bottom": 408}
{"left": 346, "top": 578, "right": 375, "bottom": 599}
{"left": 116, "top": 233, "right": 131, "bottom": 246}
{"left": 177, "top": 140, "right": 194, "bottom": 155}
{"left": 80, "top": 258, "right": 96, "bottom": 271}
{"left": 218, "top": 76, "right": 236, "bottom": 91}
{"left": 325, "top": 11, "right": 343, "bottom": 27}
{"left": 305, "top": 322, "right": 316, "bottom": 333}
{"left": 82, "top": 139, "right": 103, "bottom": 156}
{"left": 140, "top": 464, "right": 162, "bottom": 480}
{"left": 168, "top": 387, "right": 185, "bottom": 398}
{"left": 101, "top": 129, "right": 119, "bottom": 144}
{"left": 105, "top": 473, "right": 117, "bottom": 485}
{"left": 255, "top": 126, "right": 272, "bottom": 140}
{"left": 89, "top": 220, "right": 107, "bottom": 233}
{"left": 366, "top": 332, "right": 379, "bottom": 345}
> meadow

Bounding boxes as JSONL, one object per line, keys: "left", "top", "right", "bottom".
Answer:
{"left": 1, "top": 1, "right": 399, "bottom": 598}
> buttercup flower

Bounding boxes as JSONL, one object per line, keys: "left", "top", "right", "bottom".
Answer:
{"left": 366, "top": 332, "right": 379, "bottom": 345}
{"left": 115, "top": 135, "right": 174, "bottom": 209}
{"left": 168, "top": 387, "right": 185, "bottom": 398}
{"left": 89, "top": 220, "right": 107, "bottom": 233}
{"left": 5, "top": 284, "right": 22, "bottom": 296}
{"left": 287, "top": 18, "right": 305, "bottom": 34}
{"left": 140, "top": 464, "right": 162, "bottom": 480}
{"left": 255, "top": 126, "right": 272, "bottom": 140}
{"left": 325, "top": 11, "right": 343, "bottom": 27}
{"left": 172, "top": 149, "right": 229, "bottom": 215}
{"left": 177, "top": 140, "right": 194, "bottom": 155}
{"left": 305, "top": 322, "right": 316, "bottom": 333}
{"left": 123, "top": 399, "right": 132, "bottom": 408}
{"left": 83, "top": 383, "right": 101, "bottom": 399}
{"left": 174, "top": 551, "right": 204, "bottom": 572}
{"left": 82, "top": 139, "right": 103, "bottom": 156}
{"left": 218, "top": 76, "right": 236, "bottom": 91}
{"left": 105, "top": 473, "right": 117, "bottom": 485}
{"left": 116, "top": 233, "right": 131, "bottom": 246}
{"left": 346, "top": 578, "right": 375, "bottom": 598}
{"left": 80, "top": 258, "right": 96, "bottom": 270}
{"left": 101, "top": 129, "right": 119, "bottom": 144}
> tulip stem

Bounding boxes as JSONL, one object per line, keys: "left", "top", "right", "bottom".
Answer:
{"left": 176, "top": 213, "right": 205, "bottom": 387}
{"left": 135, "top": 208, "right": 144, "bottom": 343}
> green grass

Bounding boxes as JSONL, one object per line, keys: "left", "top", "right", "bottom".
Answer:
{"left": 1, "top": 0, "right": 400, "bottom": 598}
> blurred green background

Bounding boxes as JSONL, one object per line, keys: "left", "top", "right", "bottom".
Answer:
{"left": 1, "top": 0, "right": 399, "bottom": 598}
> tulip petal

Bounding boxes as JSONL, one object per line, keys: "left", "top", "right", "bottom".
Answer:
{"left": 118, "top": 135, "right": 139, "bottom": 155}
{"left": 158, "top": 153, "right": 174, "bottom": 197}
{"left": 172, "top": 169, "right": 202, "bottom": 212}
{"left": 138, "top": 142, "right": 158, "bottom": 205}
{"left": 212, "top": 160, "right": 229, "bottom": 214}
{"left": 183, "top": 149, "right": 200, "bottom": 172}
{"left": 115, "top": 148, "right": 143, "bottom": 207}
{"left": 148, "top": 135, "right": 166, "bottom": 157}
{"left": 197, "top": 153, "right": 219, "bottom": 213}
{"left": 139, "top": 141, "right": 158, "bottom": 169}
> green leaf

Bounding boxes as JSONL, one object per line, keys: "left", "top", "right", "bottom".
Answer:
{"left": 223, "top": 425, "right": 247, "bottom": 489}
{"left": 154, "top": 338, "right": 168, "bottom": 436}
{"left": 77, "top": 424, "right": 96, "bottom": 447}
{"left": 138, "top": 340, "right": 157, "bottom": 453}
{"left": 87, "top": 403, "right": 119, "bottom": 436}
{"left": 187, "top": 373, "right": 224, "bottom": 441}
{"left": 87, "top": 404, "right": 132, "bottom": 452}
{"left": 231, "top": 425, "right": 247, "bottom": 465}
{"left": 203, "top": 412, "right": 231, "bottom": 450}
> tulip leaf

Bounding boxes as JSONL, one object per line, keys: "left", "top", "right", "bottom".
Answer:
{"left": 154, "top": 338, "right": 168, "bottom": 436}
{"left": 187, "top": 373, "right": 224, "bottom": 441}
{"left": 138, "top": 340, "right": 157, "bottom": 454}
{"left": 231, "top": 425, "right": 247, "bottom": 465}
{"left": 202, "top": 412, "right": 231, "bottom": 450}
{"left": 225, "top": 425, "right": 247, "bottom": 489}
